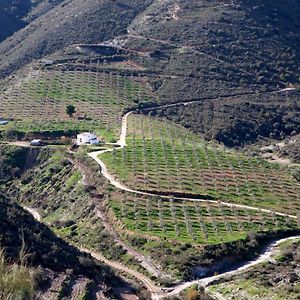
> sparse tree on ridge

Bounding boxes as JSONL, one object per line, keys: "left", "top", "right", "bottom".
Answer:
{"left": 66, "top": 105, "right": 76, "bottom": 118}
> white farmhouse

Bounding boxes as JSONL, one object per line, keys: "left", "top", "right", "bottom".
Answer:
{"left": 77, "top": 132, "right": 99, "bottom": 145}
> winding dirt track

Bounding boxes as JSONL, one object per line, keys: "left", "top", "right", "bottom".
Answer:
{"left": 156, "top": 235, "right": 300, "bottom": 299}
{"left": 69, "top": 157, "right": 170, "bottom": 279}
{"left": 81, "top": 248, "right": 162, "bottom": 296}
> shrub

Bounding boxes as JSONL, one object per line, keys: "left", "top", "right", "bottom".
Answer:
{"left": 0, "top": 248, "right": 37, "bottom": 300}
{"left": 292, "top": 168, "right": 300, "bottom": 182}
{"left": 187, "top": 287, "right": 199, "bottom": 300}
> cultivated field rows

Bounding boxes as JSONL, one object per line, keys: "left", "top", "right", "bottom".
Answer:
{"left": 110, "top": 192, "right": 298, "bottom": 244}
{"left": 0, "top": 68, "right": 154, "bottom": 141}
{"left": 1, "top": 66, "right": 298, "bottom": 247}
{"left": 102, "top": 114, "right": 300, "bottom": 215}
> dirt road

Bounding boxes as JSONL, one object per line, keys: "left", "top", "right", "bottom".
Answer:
{"left": 155, "top": 235, "right": 300, "bottom": 299}
{"left": 81, "top": 248, "right": 162, "bottom": 296}
{"left": 23, "top": 206, "right": 41, "bottom": 221}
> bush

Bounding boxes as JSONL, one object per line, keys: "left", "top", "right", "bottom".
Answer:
{"left": 1, "top": 128, "right": 19, "bottom": 140}
{"left": 292, "top": 168, "right": 300, "bottom": 182}
{"left": 187, "top": 288, "right": 199, "bottom": 300}
{"left": 0, "top": 248, "right": 37, "bottom": 300}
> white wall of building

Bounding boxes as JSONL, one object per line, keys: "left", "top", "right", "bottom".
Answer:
{"left": 77, "top": 132, "right": 99, "bottom": 145}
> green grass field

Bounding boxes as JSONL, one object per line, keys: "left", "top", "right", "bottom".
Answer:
{"left": 0, "top": 69, "right": 154, "bottom": 142}
{"left": 102, "top": 114, "right": 300, "bottom": 215}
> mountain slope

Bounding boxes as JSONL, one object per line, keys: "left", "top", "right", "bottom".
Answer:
{"left": 2, "top": 0, "right": 298, "bottom": 112}
{"left": 1, "top": 0, "right": 299, "bottom": 97}
{"left": 123, "top": 0, "right": 300, "bottom": 101}
{"left": 0, "top": 0, "right": 63, "bottom": 43}
{"left": 0, "top": 145, "right": 144, "bottom": 299}
{"left": 0, "top": 0, "right": 153, "bottom": 78}
{"left": 116, "top": 0, "right": 299, "bottom": 146}
{"left": 0, "top": 0, "right": 299, "bottom": 148}
{"left": 0, "top": 189, "right": 145, "bottom": 299}
{"left": 152, "top": 90, "right": 300, "bottom": 146}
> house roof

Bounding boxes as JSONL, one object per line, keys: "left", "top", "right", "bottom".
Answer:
{"left": 77, "top": 132, "right": 97, "bottom": 138}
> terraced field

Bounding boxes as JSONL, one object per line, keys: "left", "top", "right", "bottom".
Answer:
{"left": 0, "top": 68, "right": 154, "bottom": 142}
{"left": 101, "top": 114, "right": 300, "bottom": 215}
{"left": 109, "top": 192, "right": 298, "bottom": 244}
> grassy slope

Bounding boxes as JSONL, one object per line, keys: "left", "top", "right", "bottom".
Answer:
{"left": 0, "top": 145, "right": 145, "bottom": 298}
{"left": 1, "top": 146, "right": 128, "bottom": 260}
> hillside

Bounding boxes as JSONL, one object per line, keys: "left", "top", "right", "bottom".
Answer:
{"left": 0, "top": 0, "right": 63, "bottom": 43}
{"left": 0, "top": 194, "right": 131, "bottom": 299}
{"left": 0, "top": 0, "right": 299, "bottom": 147}
{"left": 1, "top": 0, "right": 299, "bottom": 89}
{"left": 0, "top": 0, "right": 153, "bottom": 78}
{"left": 1, "top": 144, "right": 299, "bottom": 286}
{"left": 0, "top": 1, "right": 300, "bottom": 299}
{"left": 0, "top": 145, "right": 137, "bottom": 262}
{"left": 0, "top": 145, "right": 145, "bottom": 299}
{"left": 125, "top": 0, "right": 300, "bottom": 100}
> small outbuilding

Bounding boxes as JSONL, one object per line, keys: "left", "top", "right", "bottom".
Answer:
{"left": 30, "top": 139, "right": 42, "bottom": 146}
{"left": 0, "top": 120, "right": 8, "bottom": 125}
{"left": 77, "top": 132, "right": 99, "bottom": 145}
